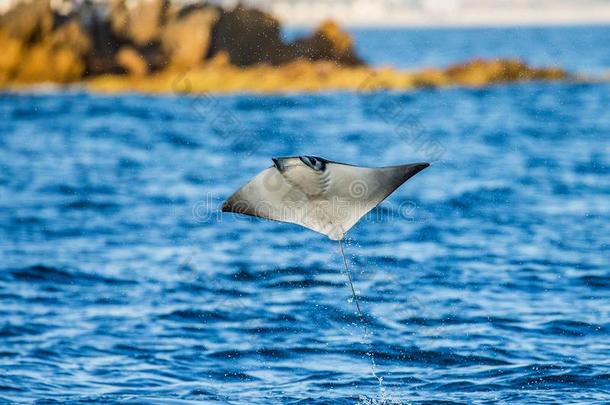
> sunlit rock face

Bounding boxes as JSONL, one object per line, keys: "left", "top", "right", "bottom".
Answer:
{"left": 0, "top": 0, "right": 569, "bottom": 90}
{"left": 206, "top": 7, "right": 363, "bottom": 67}
{"left": 287, "top": 20, "right": 363, "bottom": 66}
{"left": 0, "top": 0, "right": 365, "bottom": 84}
{"left": 161, "top": 5, "right": 220, "bottom": 69}
{"left": 0, "top": 0, "right": 91, "bottom": 83}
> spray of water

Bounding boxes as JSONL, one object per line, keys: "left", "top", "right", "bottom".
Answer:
{"left": 338, "top": 239, "right": 391, "bottom": 404}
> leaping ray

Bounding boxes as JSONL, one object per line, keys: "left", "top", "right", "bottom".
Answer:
{"left": 222, "top": 156, "right": 429, "bottom": 394}
{"left": 222, "top": 156, "right": 429, "bottom": 241}
{"left": 222, "top": 155, "right": 429, "bottom": 321}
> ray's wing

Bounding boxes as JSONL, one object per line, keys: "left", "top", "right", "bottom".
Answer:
{"left": 222, "top": 161, "right": 429, "bottom": 241}
{"left": 280, "top": 164, "right": 331, "bottom": 196}
{"left": 321, "top": 162, "right": 430, "bottom": 238}
{"left": 221, "top": 166, "right": 339, "bottom": 237}
{"left": 222, "top": 166, "right": 291, "bottom": 220}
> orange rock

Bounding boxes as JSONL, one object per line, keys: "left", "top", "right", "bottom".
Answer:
{"left": 161, "top": 6, "right": 219, "bottom": 69}
{"left": 0, "top": 1, "right": 570, "bottom": 90}
{"left": 125, "top": 0, "right": 169, "bottom": 46}
{"left": 0, "top": 0, "right": 54, "bottom": 43}
{"left": 116, "top": 47, "right": 149, "bottom": 76}
{"left": 288, "top": 19, "right": 363, "bottom": 66}
{"left": 206, "top": 51, "right": 231, "bottom": 68}
{"left": 445, "top": 58, "right": 568, "bottom": 86}
{"left": 0, "top": 31, "right": 24, "bottom": 83}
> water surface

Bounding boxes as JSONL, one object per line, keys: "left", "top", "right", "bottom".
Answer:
{"left": 1, "top": 28, "right": 609, "bottom": 404}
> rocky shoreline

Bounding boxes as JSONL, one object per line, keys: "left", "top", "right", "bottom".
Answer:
{"left": 82, "top": 57, "right": 569, "bottom": 94}
{"left": 1, "top": 0, "right": 570, "bottom": 94}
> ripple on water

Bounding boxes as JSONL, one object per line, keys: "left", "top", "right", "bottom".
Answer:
{"left": 1, "top": 75, "right": 610, "bottom": 403}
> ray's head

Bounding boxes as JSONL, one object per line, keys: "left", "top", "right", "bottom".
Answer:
{"left": 272, "top": 155, "right": 327, "bottom": 173}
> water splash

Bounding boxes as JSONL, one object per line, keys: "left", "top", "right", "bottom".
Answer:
{"left": 339, "top": 240, "right": 396, "bottom": 404}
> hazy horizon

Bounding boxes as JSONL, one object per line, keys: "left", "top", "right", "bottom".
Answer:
{"left": 2, "top": 0, "right": 610, "bottom": 26}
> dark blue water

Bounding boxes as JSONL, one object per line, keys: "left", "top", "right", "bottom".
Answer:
{"left": 1, "top": 28, "right": 610, "bottom": 404}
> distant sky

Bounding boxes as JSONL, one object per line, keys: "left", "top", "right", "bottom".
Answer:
{"left": 3, "top": 0, "right": 610, "bottom": 26}
{"left": 257, "top": 0, "right": 610, "bottom": 26}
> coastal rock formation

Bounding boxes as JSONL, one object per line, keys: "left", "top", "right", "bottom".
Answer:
{"left": 445, "top": 58, "right": 567, "bottom": 85}
{"left": 288, "top": 20, "right": 363, "bottom": 66}
{"left": 208, "top": 5, "right": 286, "bottom": 66}
{"left": 85, "top": 57, "right": 570, "bottom": 94}
{"left": 119, "top": 0, "right": 169, "bottom": 46}
{"left": 0, "top": 0, "right": 54, "bottom": 42}
{"left": 0, "top": 1, "right": 92, "bottom": 83}
{"left": 116, "top": 46, "right": 149, "bottom": 76}
{"left": 161, "top": 5, "right": 220, "bottom": 69}
{"left": 0, "top": 0, "right": 570, "bottom": 91}
{"left": 0, "top": 0, "right": 363, "bottom": 84}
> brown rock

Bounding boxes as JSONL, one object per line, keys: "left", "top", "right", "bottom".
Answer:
{"left": 0, "top": 32, "right": 24, "bottom": 84}
{"left": 288, "top": 20, "right": 363, "bottom": 66}
{"left": 84, "top": 19, "right": 123, "bottom": 76}
{"left": 50, "top": 19, "right": 90, "bottom": 81}
{"left": 0, "top": 0, "right": 571, "bottom": 91}
{"left": 412, "top": 68, "right": 447, "bottom": 87}
{"left": 49, "top": 46, "right": 87, "bottom": 82}
{"left": 50, "top": 19, "right": 91, "bottom": 55}
{"left": 206, "top": 50, "right": 231, "bottom": 68}
{"left": 0, "top": 0, "right": 54, "bottom": 44}
{"left": 109, "top": 0, "right": 169, "bottom": 46}
{"left": 161, "top": 6, "right": 219, "bottom": 69}
{"left": 128, "top": 0, "right": 169, "bottom": 46}
{"left": 208, "top": 5, "right": 286, "bottom": 66}
{"left": 4, "top": 17, "right": 90, "bottom": 83}
{"left": 16, "top": 43, "right": 85, "bottom": 83}
{"left": 445, "top": 58, "right": 568, "bottom": 86}
{"left": 116, "top": 46, "right": 149, "bottom": 76}
{"left": 109, "top": 0, "right": 130, "bottom": 37}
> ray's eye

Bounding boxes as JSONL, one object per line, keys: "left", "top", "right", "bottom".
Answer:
{"left": 300, "top": 156, "right": 324, "bottom": 171}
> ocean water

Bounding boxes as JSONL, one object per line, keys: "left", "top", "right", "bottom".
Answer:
{"left": 351, "top": 26, "right": 610, "bottom": 74}
{"left": 1, "top": 28, "right": 610, "bottom": 404}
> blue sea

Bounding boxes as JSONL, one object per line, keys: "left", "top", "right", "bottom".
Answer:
{"left": 1, "top": 27, "right": 609, "bottom": 404}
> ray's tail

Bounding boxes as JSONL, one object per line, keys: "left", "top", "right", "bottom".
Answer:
{"left": 339, "top": 239, "right": 363, "bottom": 318}
{"left": 337, "top": 239, "right": 387, "bottom": 400}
